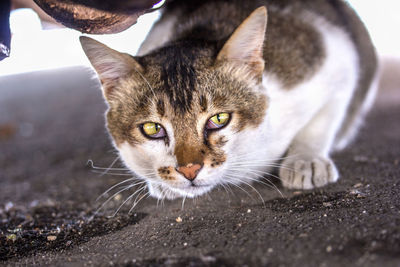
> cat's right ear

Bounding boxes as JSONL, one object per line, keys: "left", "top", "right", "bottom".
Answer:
{"left": 216, "top": 6, "right": 267, "bottom": 79}
{"left": 79, "top": 36, "right": 143, "bottom": 98}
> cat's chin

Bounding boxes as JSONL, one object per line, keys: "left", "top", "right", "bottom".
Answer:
{"left": 147, "top": 182, "right": 213, "bottom": 200}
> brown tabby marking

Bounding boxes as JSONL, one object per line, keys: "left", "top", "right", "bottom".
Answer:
{"left": 158, "top": 167, "right": 175, "bottom": 180}
{"left": 263, "top": 13, "right": 325, "bottom": 88}
{"left": 157, "top": 99, "right": 166, "bottom": 117}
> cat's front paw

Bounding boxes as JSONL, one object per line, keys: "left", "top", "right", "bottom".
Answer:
{"left": 279, "top": 156, "right": 339, "bottom": 190}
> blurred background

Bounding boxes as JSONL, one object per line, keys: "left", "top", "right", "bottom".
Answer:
{"left": 0, "top": 0, "right": 399, "bottom": 77}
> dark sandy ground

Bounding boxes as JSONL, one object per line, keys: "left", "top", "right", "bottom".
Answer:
{"left": 0, "top": 58, "right": 399, "bottom": 266}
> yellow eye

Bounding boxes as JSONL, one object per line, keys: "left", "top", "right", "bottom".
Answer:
{"left": 210, "top": 113, "right": 230, "bottom": 125}
{"left": 141, "top": 122, "right": 166, "bottom": 138}
{"left": 207, "top": 113, "right": 230, "bottom": 129}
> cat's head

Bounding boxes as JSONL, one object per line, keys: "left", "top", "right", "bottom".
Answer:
{"left": 80, "top": 7, "right": 268, "bottom": 199}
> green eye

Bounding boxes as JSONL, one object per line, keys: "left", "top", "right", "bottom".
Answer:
{"left": 207, "top": 113, "right": 230, "bottom": 129}
{"left": 141, "top": 122, "right": 166, "bottom": 138}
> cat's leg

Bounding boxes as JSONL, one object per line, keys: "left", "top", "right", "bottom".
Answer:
{"left": 279, "top": 93, "right": 351, "bottom": 189}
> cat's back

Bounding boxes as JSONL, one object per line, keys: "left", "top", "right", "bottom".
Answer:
{"left": 140, "top": 0, "right": 376, "bottom": 88}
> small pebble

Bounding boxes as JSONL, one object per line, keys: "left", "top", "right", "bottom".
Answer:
{"left": 349, "top": 189, "right": 366, "bottom": 198}
{"left": 47, "top": 235, "right": 57, "bottom": 241}
{"left": 5, "top": 202, "right": 14, "bottom": 212}
{"left": 323, "top": 202, "right": 332, "bottom": 207}
{"left": 326, "top": 245, "right": 332, "bottom": 252}
{"left": 353, "top": 183, "right": 363, "bottom": 188}
{"left": 6, "top": 234, "right": 17, "bottom": 242}
{"left": 176, "top": 216, "right": 182, "bottom": 223}
{"left": 247, "top": 209, "right": 251, "bottom": 213}
{"left": 183, "top": 242, "right": 188, "bottom": 246}
{"left": 267, "top": 248, "right": 274, "bottom": 253}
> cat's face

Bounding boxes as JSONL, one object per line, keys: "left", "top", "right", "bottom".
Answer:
{"left": 80, "top": 7, "right": 268, "bottom": 199}
{"left": 108, "top": 54, "right": 267, "bottom": 199}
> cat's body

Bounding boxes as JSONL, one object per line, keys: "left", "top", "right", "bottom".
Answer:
{"left": 80, "top": 0, "right": 378, "bottom": 200}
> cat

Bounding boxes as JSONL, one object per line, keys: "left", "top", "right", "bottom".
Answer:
{"left": 80, "top": 0, "right": 378, "bottom": 200}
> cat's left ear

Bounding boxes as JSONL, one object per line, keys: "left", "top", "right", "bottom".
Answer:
{"left": 216, "top": 6, "right": 267, "bottom": 79}
{"left": 80, "top": 36, "right": 143, "bottom": 99}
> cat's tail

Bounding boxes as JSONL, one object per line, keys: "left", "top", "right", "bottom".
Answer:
{"left": 333, "top": 65, "right": 380, "bottom": 151}
{"left": 332, "top": 0, "right": 380, "bottom": 151}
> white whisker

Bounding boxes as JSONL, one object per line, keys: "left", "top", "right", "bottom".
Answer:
{"left": 181, "top": 194, "right": 187, "bottom": 210}
{"left": 95, "top": 183, "right": 137, "bottom": 215}
{"left": 129, "top": 191, "right": 150, "bottom": 214}
{"left": 96, "top": 179, "right": 145, "bottom": 202}
{"left": 228, "top": 158, "right": 295, "bottom": 171}
{"left": 230, "top": 152, "right": 301, "bottom": 162}
{"left": 223, "top": 178, "right": 255, "bottom": 201}
{"left": 87, "top": 158, "right": 128, "bottom": 172}
{"left": 91, "top": 170, "right": 133, "bottom": 176}
{"left": 220, "top": 183, "right": 233, "bottom": 196}
{"left": 228, "top": 168, "right": 285, "bottom": 198}
{"left": 230, "top": 171, "right": 278, "bottom": 189}
{"left": 224, "top": 174, "right": 265, "bottom": 205}
{"left": 133, "top": 68, "right": 157, "bottom": 108}
{"left": 108, "top": 184, "right": 147, "bottom": 217}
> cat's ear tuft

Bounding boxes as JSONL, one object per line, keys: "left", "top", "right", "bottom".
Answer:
{"left": 216, "top": 6, "right": 267, "bottom": 78}
{"left": 80, "top": 36, "right": 142, "bottom": 97}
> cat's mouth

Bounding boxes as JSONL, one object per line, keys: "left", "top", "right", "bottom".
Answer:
{"left": 147, "top": 178, "right": 216, "bottom": 199}
{"left": 168, "top": 183, "right": 214, "bottom": 198}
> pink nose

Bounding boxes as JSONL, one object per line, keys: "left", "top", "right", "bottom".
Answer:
{"left": 176, "top": 163, "right": 202, "bottom": 181}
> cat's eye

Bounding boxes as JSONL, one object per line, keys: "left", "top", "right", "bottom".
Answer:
{"left": 141, "top": 122, "right": 166, "bottom": 139}
{"left": 206, "top": 113, "right": 230, "bottom": 130}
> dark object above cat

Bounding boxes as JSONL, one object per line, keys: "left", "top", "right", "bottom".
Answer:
{"left": 32, "top": 0, "right": 161, "bottom": 34}
{"left": 0, "top": 0, "right": 11, "bottom": 61}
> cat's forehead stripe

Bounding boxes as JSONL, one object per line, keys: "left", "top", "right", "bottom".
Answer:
{"left": 158, "top": 46, "right": 200, "bottom": 113}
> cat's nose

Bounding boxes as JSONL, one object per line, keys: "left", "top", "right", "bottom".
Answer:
{"left": 176, "top": 163, "right": 203, "bottom": 181}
